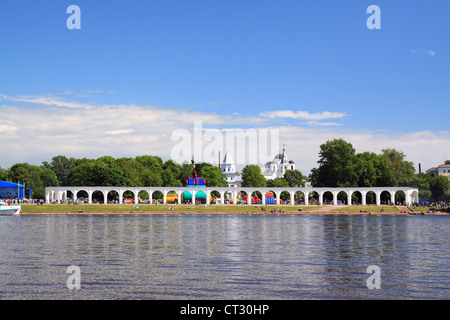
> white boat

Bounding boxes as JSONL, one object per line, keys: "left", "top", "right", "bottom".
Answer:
{"left": 0, "top": 201, "right": 21, "bottom": 216}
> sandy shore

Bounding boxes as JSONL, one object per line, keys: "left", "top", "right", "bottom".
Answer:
{"left": 20, "top": 210, "right": 448, "bottom": 216}
{"left": 18, "top": 204, "right": 449, "bottom": 216}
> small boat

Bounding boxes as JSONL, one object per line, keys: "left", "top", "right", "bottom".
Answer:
{"left": 0, "top": 201, "right": 21, "bottom": 216}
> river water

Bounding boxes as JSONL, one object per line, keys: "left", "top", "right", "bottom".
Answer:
{"left": 0, "top": 214, "right": 448, "bottom": 300}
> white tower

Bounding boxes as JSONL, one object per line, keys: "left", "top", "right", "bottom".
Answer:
{"left": 221, "top": 151, "right": 238, "bottom": 187}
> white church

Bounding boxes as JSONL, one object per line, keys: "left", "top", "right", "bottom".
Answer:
{"left": 220, "top": 145, "right": 296, "bottom": 187}
{"left": 262, "top": 145, "right": 295, "bottom": 180}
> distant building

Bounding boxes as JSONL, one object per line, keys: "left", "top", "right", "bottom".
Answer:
{"left": 219, "top": 145, "right": 296, "bottom": 187}
{"left": 263, "top": 145, "right": 295, "bottom": 180}
{"left": 221, "top": 151, "right": 241, "bottom": 187}
{"left": 426, "top": 162, "right": 450, "bottom": 180}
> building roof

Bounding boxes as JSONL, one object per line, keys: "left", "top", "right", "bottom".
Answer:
{"left": 438, "top": 164, "right": 450, "bottom": 168}
{"left": 222, "top": 151, "right": 234, "bottom": 164}
{"left": 0, "top": 181, "right": 25, "bottom": 188}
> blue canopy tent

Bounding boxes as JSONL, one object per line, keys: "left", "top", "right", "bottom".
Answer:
{"left": 0, "top": 181, "right": 31, "bottom": 199}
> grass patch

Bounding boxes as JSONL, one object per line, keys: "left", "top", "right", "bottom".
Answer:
{"left": 21, "top": 203, "right": 318, "bottom": 214}
{"left": 331, "top": 205, "right": 400, "bottom": 213}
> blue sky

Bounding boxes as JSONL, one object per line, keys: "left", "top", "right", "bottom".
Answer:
{"left": 1, "top": 0, "right": 449, "bottom": 173}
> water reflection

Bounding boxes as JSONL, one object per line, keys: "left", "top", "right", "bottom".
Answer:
{"left": 0, "top": 214, "right": 448, "bottom": 299}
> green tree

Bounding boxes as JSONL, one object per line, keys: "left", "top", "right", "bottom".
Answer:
{"left": 65, "top": 159, "right": 95, "bottom": 186}
{"left": 136, "top": 155, "right": 164, "bottom": 175}
{"left": 411, "top": 173, "right": 433, "bottom": 201}
{"left": 355, "top": 152, "right": 379, "bottom": 187}
{"left": 198, "top": 165, "right": 227, "bottom": 187}
{"left": 430, "top": 175, "right": 450, "bottom": 201}
{"left": 91, "top": 156, "right": 125, "bottom": 186}
{"left": 136, "top": 155, "right": 164, "bottom": 186}
{"left": 161, "top": 159, "right": 182, "bottom": 187}
{"left": 284, "top": 170, "right": 305, "bottom": 187}
{"left": 379, "top": 149, "right": 415, "bottom": 186}
{"left": 42, "top": 155, "right": 76, "bottom": 186}
{"left": 40, "top": 167, "right": 58, "bottom": 189}
{"left": 163, "top": 159, "right": 181, "bottom": 178}
{"left": 241, "top": 165, "right": 266, "bottom": 187}
{"left": 117, "top": 157, "right": 142, "bottom": 186}
{"left": 162, "top": 167, "right": 183, "bottom": 187}
{"left": 0, "top": 166, "right": 7, "bottom": 181}
{"left": 310, "top": 139, "right": 359, "bottom": 187}
{"left": 375, "top": 157, "right": 396, "bottom": 187}
{"left": 178, "top": 161, "right": 195, "bottom": 186}
{"left": 141, "top": 169, "right": 164, "bottom": 186}
{"left": 266, "top": 177, "right": 290, "bottom": 188}
{"left": 7, "top": 163, "right": 57, "bottom": 198}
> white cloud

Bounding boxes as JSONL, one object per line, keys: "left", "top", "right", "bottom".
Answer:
{"left": 0, "top": 124, "right": 17, "bottom": 133}
{"left": 411, "top": 49, "right": 436, "bottom": 57}
{"left": 0, "top": 94, "right": 93, "bottom": 109}
{"left": 105, "top": 129, "right": 135, "bottom": 135}
{"left": 259, "top": 110, "right": 346, "bottom": 121}
{"left": 306, "top": 121, "right": 342, "bottom": 126}
{"left": 0, "top": 94, "right": 448, "bottom": 176}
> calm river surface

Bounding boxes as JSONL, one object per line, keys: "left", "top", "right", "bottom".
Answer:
{"left": 0, "top": 214, "right": 448, "bottom": 300}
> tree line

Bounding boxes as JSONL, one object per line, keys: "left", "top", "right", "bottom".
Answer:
{"left": 0, "top": 138, "right": 448, "bottom": 202}
{"left": 309, "top": 139, "right": 449, "bottom": 202}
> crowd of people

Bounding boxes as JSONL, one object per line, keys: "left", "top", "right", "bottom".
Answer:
{"left": 0, "top": 198, "right": 44, "bottom": 205}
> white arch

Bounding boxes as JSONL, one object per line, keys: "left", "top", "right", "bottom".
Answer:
{"left": 44, "top": 186, "right": 420, "bottom": 206}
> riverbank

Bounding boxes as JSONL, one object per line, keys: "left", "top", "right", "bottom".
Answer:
{"left": 19, "top": 204, "right": 449, "bottom": 216}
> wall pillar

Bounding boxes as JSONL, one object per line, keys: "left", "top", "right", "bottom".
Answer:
{"left": 134, "top": 190, "right": 139, "bottom": 204}
{"left": 333, "top": 191, "right": 338, "bottom": 205}
{"left": 405, "top": 193, "right": 412, "bottom": 206}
